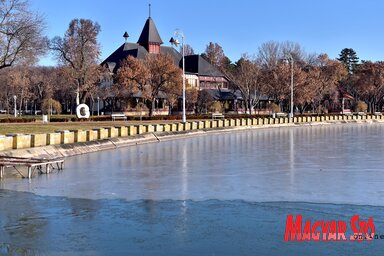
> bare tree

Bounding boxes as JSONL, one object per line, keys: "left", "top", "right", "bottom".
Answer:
{"left": 260, "top": 62, "right": 290, "bottom": 107}
{"left": 354, "top": 61, "right": 384, "bottom": 113}
{"left": 281, "top": 41, "right": 307, "bottom": 62}
{"left": 29, "top": 66, "right": 56, "bottom": 100}
{"left": 146, "top": 54, "right": 182, "bottom": 116}
{"left": 311, "top": 54, "right": 347, "bottom": 113}
{"left": 116, "top": 53, "right": 182, "bottom": 116}
{"left": 50, "top": 18, "right": 101, "bottom": 105}
{"left": 227, "top": 54, "right": 264, "bottom": 114}
{"left": 52, "top": 67, "right": 78, "bottom": 114}
{"left": 182, "top": 44, "right": 195, "bottom": 56}
{"left": 196, "top": 90, "right": 214, "bottom": 114}
{"left": 116, "top": 55, "right": 149, "bottom": 97}
{"left": 7, "top": 66, "right": 34, "bottom": 114}
{"left": 115, "top": 55, "right": 150, "bottom": 112}
{"left": 258, "top": 41, "right": 282, "bottom": 69}
{"left": 0, "top": 68, "right": 16, "bottom": 112}
{"left": 0, "top": 0, "right": 46, "bottom": 69}
{"left": 185, "top": 87, "right": 198, "bottom": 112}
{"left": 258, "top": 41, "right": 323, "bottom": 113}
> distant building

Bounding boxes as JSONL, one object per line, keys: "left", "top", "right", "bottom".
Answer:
{"left": 101, "top": 16, "right": 179, "bottom": 72}
{"left": 100, "top": 14, "right": 232, "bottom": 115}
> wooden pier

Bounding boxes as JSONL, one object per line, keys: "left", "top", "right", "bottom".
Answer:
{"left": 0, "top": 156, "right": 65, "bottom": 179}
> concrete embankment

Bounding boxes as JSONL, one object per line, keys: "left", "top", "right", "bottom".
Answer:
{"left": 1, "top": 114, "right": 383, "bottom": 159}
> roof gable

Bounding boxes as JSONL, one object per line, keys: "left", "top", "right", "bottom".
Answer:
{"left": 184, "top": 55, "right": 224, "bottom": 77}
{"left": 101, "top": 42, "right": 182, "bottom": 73}
{"left": 101, "top": 43, "right": 145, "bottom": 72}
{"left": 137, "top": 17, "right": 163, "bottom": 46}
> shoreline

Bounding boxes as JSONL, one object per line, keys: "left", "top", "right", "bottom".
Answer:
{"left": 1, "top": 118, "right": 382, "bottom": 160}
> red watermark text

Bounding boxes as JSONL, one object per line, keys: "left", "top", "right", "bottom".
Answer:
{"left": 284, "top": 214, "right": 376, "bottom": 242}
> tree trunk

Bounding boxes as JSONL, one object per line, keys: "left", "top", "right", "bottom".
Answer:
{"left": 6, "top": 99, "right": 10, "bottom": 115}
{"left": 249, "top": 99, "right": 253, "bottom": 115}
{"left": 149, "top": 100, "right": 155, "bottom": 117}
{"left": 371, "top": 100, "right": 376, "bottom": 114}
{"left": 80, "top": 91, "right": 87, "bottom": 104}
{"left": 373, "top": 96, "right": 377, "bottom": 113}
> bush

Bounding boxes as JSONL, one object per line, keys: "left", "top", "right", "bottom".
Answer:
{"left": 90, "top": 116, "right": 113, "bottom": 121}
{"left": 267, "top": 103, "right": 280, "bottom": 113}
{"left": 0, "top": 117, "right": 36, "bottom": 123}
{"left": 210, "top": 102, "right": 223, "bottom": 113}
{"left": 145, "top": 115, "right": 182, "bottom": 121}
{"left": 49, "top": 117, "right": 70, "bottom": 122}
{"left": 355, "top": 100, "right": 368, "bottom": 112}
{"left": 41, "top": 98, "right": 62, "bottom": 114}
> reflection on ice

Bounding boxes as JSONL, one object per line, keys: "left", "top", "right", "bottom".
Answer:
{"left": 2, "top": 123, "right": 384, "bottom": 206}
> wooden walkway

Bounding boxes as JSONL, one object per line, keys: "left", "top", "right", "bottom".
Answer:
{"left": 0, "top": 156, "right": 65, "bottom": 179}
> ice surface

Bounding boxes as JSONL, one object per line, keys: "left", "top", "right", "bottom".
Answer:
{"left": 2, "top": 123, "right": 384, "bottom": 206}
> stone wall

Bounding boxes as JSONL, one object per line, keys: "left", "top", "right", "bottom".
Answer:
{"left": 1, "top": 114, "right": 383, "bottom": 151}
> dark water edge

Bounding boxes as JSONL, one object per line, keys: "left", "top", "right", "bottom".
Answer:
{"left": 1, "top": 189, "right": 384, "bottom": 256}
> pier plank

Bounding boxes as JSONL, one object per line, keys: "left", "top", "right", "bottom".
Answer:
{"left": 0, "top": 156, "right": 65, "bottom": 179}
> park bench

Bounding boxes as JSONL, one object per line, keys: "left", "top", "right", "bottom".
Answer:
{"left": 212, "top": 113, "right": 225, "bottom": 119}
{"left": 276, "top": 112, "right": 288, "bottom": 117}
{"left": 111, "top": 113, "right": 127, "bottom": 121}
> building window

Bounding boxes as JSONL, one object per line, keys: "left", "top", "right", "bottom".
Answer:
{"left": 187, "top": 78, "right": 197, "bottom": 88}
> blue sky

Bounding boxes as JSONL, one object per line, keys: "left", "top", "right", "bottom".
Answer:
{"left": 31, "top": 0, "right": 384, "bottom": 66}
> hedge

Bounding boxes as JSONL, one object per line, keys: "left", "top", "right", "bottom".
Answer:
{"left": 0, "top": 118, "right": 36, "bottom": 123}
{"left": 49, "top": 117, "right": 71, "bottom": 122}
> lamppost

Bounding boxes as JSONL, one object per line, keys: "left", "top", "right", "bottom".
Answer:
{"left": 283, "top": 55, "right": 294, "bottom": 118}
{"left": 170, "top": 30, "right": 186, "bottom": 123}
{"left": 97, "top": 96, "right": 100, "bottom": 116}
{"left": 13, "top": 95, "right": 17, "bottom": 117}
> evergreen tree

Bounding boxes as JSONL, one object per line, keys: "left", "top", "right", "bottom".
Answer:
{"left": 337, "top": 48, "right": 359, "bottom": 73}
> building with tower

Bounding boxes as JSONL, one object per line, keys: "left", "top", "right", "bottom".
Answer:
{"left": 100, "top": 12, "right": 235, "bottom": 115}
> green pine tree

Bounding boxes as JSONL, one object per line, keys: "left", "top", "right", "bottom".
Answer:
{"left": 337, "top": 48, "right": 359, "bottom": 73}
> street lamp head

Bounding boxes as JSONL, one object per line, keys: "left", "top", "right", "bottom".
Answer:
{"left": 281, "top": 56, "right": 293, "bottom": 64}
{"left": 282, "top": 53, "right": 293, "bottom": 61}
{"left": 169, "top": 37, "right": 179, "bottom": 47}
{"left": 13, "top": 95, "right": 16, "bottom": 100}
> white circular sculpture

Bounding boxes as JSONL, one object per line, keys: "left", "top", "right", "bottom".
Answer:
{"left": 76, "top": 104, "right": 90, "bottom": 119}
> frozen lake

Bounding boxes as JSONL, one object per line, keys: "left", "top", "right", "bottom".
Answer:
{"left": 1, "top": 123, "right": 384, "bottom": 255}
{"left": 3, "top": 123, "right": 384, "bottom": 205}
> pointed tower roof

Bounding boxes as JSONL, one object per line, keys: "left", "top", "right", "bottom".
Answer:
{"left": 137, "top": 17, "right": 163, "bottom": 46}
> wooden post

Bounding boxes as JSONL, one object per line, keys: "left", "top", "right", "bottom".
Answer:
{"left": 28, "top": 166, "right": 32, "bottom": 179}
